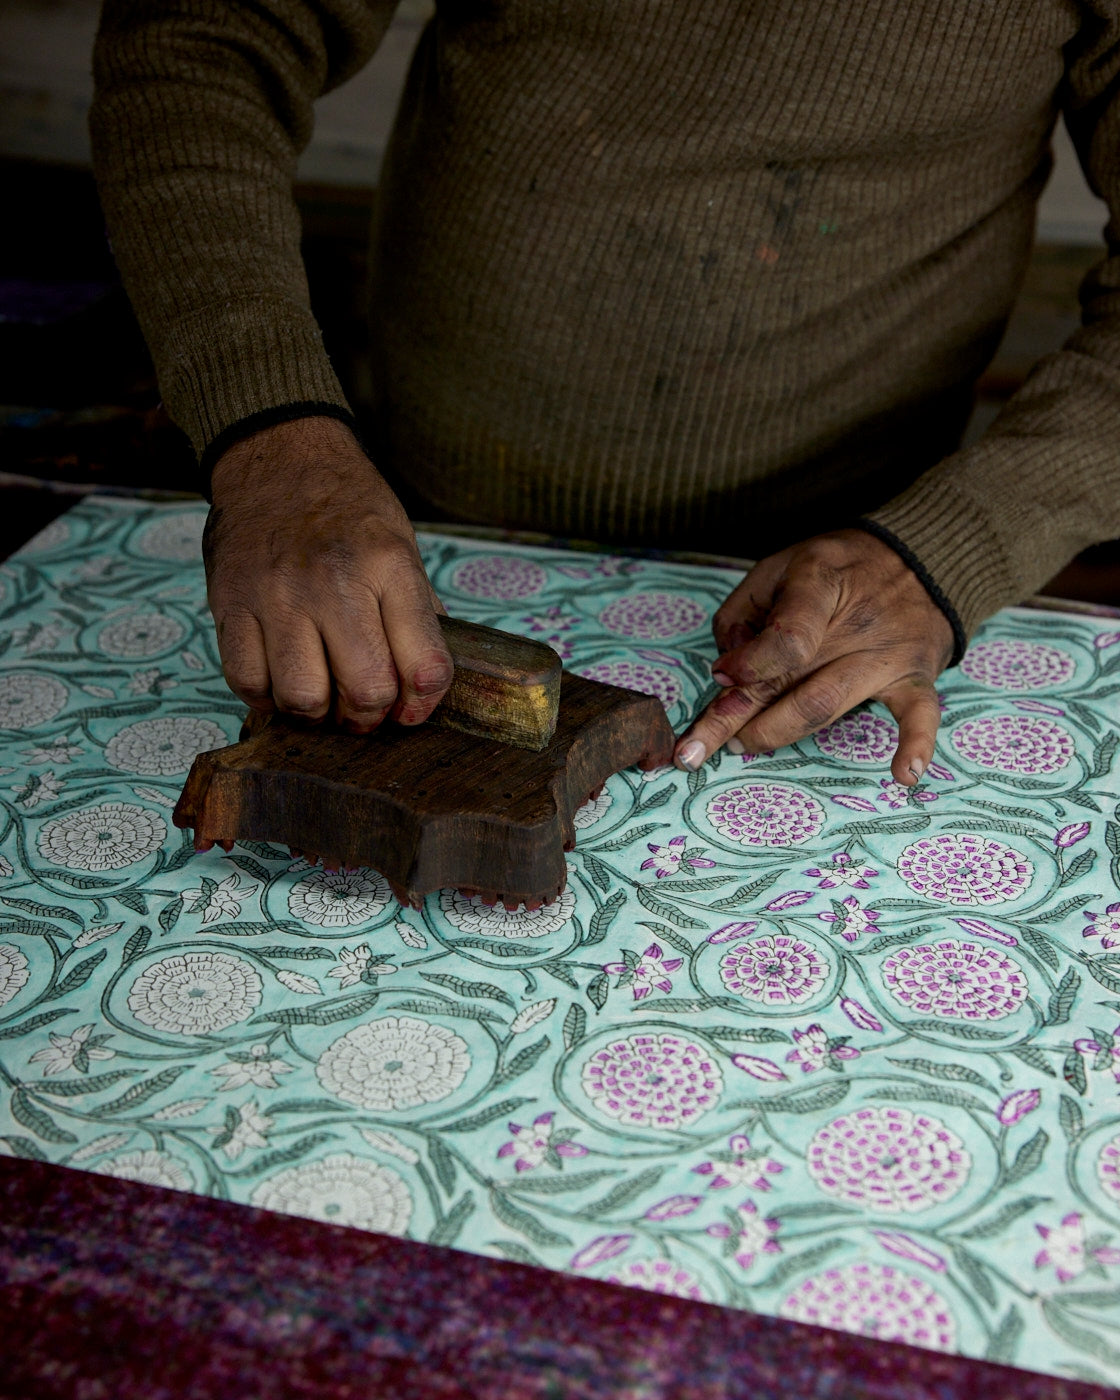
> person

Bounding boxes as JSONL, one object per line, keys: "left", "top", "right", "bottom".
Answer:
{"left": 89, "top": 1, "right": 1120, "bottom": 785}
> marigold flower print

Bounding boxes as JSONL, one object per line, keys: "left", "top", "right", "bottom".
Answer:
{"left": 719, "top": 934, "right": 830, "bottom": 1006}
{"left": 950, "top": 715, "right": 1073, "bottom": 775}
{"left": 132, "top": 511, "right": 205, "bottom": 561}
{"left": 895, "top": 834, "right": 1033, "bottom": 905}
{"left": 806, "top": 1107, "right": 970, "bottom": 1213}
{"left": 127, "top": 952, "right": 263, "bottom": 1034}
{"left": 0, "top": 944, "right": 29, "bottom": 1008}
{"left": 781, "top": 1262, "right": 956, "bottom": 1352}
{"left": 706, "top": 783, "right": 825, "bottom": 846}
{"left": 580, "top": 1033, "right": 723, "bottom": 1130}
{"left": 576, "top": 659, "right": 682, "bottom": 708}
{"left": 316, "top": 1016, "right": 470, "bottom": 1111}
{"left": 97, "top": 1148, "right": 193, "bottom": 1191}
{"left": 105, "top": 716, "right": 227, "bottom": 775}
{"left": 287, "top": 868, "right": 391, "bottom": 927}
{"left": 881, "top": 940, "right": 1028, "bottom": 1021}
{"left": 814, "top": 711, "right": 897, "bottom": 763}
{"left": 598, "top": 591, "right": 707, "bottom": 640}
{"left": 0, "top": 672, "right": 68, "bottom": 729}
{"left": 96, "top": 610, "right": 184, "bottom": 658}
{"left": 451, "top": 554, "right": 547, "bottom": 599}
{"left": 1097, "top": 1135, "right": 1120, "bottom": 1205}
{"left": 38, "top": 802, "right": 167, "bottom": 872}
{"left": 960, "top": 639, "right": 1075, "bottom": 691}
{"left": 439, "top": 886, "right": 575, "bottom": 938}
{"left": 250, "top": 1153, "right": 412, "bottom": 1234}
{"left": 606, "top": 1257, "right": 708, "bottom": 1300}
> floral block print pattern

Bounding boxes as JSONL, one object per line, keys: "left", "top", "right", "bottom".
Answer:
{"left": 2, "top": 504, "right": 1120, "bottom": 1387}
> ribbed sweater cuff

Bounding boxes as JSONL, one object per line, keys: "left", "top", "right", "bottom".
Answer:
{"left": 863, "top": 475, "right": 1016, "bottom": 646}
{"left": 157, "top": 296, "right": 351, "bottom": 459}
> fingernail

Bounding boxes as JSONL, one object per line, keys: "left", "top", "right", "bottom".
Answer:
{"left": 676, "top": 740, "right": 705, "bottom": 771}
{"left": 712, "top": 670, "right": 734, "bottom": 687}
{"left": 726, "top": 737, "right": 745, "bottom": 755}
{"left": 908, "top": 759, "right": 925, "bottom": 782}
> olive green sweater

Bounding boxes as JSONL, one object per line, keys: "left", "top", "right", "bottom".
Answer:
{"left": 91, "top": 1, "right": 1120, "bottom": 639}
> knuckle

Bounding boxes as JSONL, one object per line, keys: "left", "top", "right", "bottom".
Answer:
{"left": 340, "top": 678, "right": 399, "bottom": 715}
{"left": 792, "top": 685, "right": 846, "bottom": 732}
{"left": 273, "top": 686, "right": 329, "bottom": 718}
{"left": 772, "top": 624, "right": 814, "bottom": 669}
{"left": 408, "top": 651, "right": 455, "bottom": 699}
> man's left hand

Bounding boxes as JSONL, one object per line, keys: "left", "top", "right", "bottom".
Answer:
{"left": 673, "top": 529, "right": 955, "bottom": 784}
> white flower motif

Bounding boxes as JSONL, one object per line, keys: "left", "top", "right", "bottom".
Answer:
{"left": 22, "top": 517, "right": 70, "bottom": 553}
{"left": 606, "top": 1257, "right": 708, "bottom": 1300}
{"left": 325, "top": 944, "right": 394, "bottom": 988}
{"left": 0, "top": 673, "right": 68, "bottom": 729}
{"left": 20, "top": 737, "right": 82, "bottom": 766}
{"left": 96, "top": 611, "right": 185, "bottom": 658}
{"left": 220, "top": 1099, "right": 273, "bottom": 1161}
{"left": 105, "top": 716, "right": 227, "bottom": 775}
{"left": 0, "top": 856, "right": 11, "bottom": 878}
{"left": 287, "top": 868, "right": 391, "bottom": 927}
{"left": 317, "top": 1016, "right": 470, "bottom": 1110}
{"left": 29, "top": 1022, "right": 115, "bottom": 1075}
{"left": 71, "top": 1132, "right": 133, "bottom": 1163}
{"left": 181, "top": 873, "right": 248, "bottom": 924}
{"left": 0, "top": 944, "right": 29, "bottom": 1008}
{"left": 15, "top": 619, "right": 66, "bottom": 655}
{"left": 132, "top": 512, "right": 206, "bottom": 562}
{"left": 97, "top": 1148, "right": 193, "bottom": 1191}
{"left": 251, "top": 1152, "right": 413, "bottom": 1234}
{"left": 581, "top": 1032, "right": 723, "bottom": 1131}
{"left": 209, "top": 1043, "right": 293, "bottom": 1091}
{"left": 439, "top": 886, "right": 576, "bottom": 938}
{"left": 38, "top": 801, "right": 167, "bottom": 872}
{"left": 10, "top": 770, "right": 63, "bottom": 809}
{"left": 572, "top": 790, "right": 614, "bottom": 829}
{"left": 127, "top": 952, "right": 262, "bottom": 1034}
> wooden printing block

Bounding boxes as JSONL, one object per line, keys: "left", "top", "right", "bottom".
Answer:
{"left": 173, "top": 672, "right": 676, "bottom": 909}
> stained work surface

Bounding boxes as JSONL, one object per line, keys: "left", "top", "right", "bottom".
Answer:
{"left": 1, "top": 500, "right": 1120, "bottom": 1389}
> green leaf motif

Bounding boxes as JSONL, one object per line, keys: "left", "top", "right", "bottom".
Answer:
{"left": 11, "top": 1089, "right": 77, "bottom": 1144}
{"left": 1042, "top": 1298, "right": 1120, "bottom": 1369}
{"left": 1059, "top": 1094, "right": 1085, "bottom": 1142}
{"left": 252, "top": 991, "right": 381, "bottom": 1026}
{"left": 886, "top": 1057, "right": 995, "bottom": 1091}
{"left": 1, "top": 1135, "right": 49, "bottom": 1161}
{"left": 442, "top": 1098, "right": 534, "bottom": 1133}
{"left": 958, "top": 1194, "right": 1051, "bottom": 1239}
{"left": 757, "top": 1239, "right": 843, "bottom": 1292}
{"left": 634, "top": 885, "right": 704, "bottom": 929}
{"left": 637, "top": 922, "right": 694, "bottom": 954}
{"left": 0, "top": 1008, "right": 77, "bottom": 1040}
{"left": 488, "top": 1188, "right": 572, "bottom": 1248}
{"left": 563, "top": 1003, "right": 586, "bottom": 1050}
{"left": 429, "top": 1192, "right": 476, "bottom": 1247}
{"left": 708, "top": 869, "right": 781, "bottom": 911}
{"left": 1033, "top": 895, "right": 1096, "bottom": 925}
{"left": 985, "top": 1305, "right": 1024, "bottom": 1365}
{"left": 1004, "top": 1128, "right": 1049, "bottom": 1186}
{"left": 730, "top": 1081, "right": 850, "bottom": 1116}
{"left": 583, "top": 1165, "right": 663, "bottom": 1218}
{"left": 122, "top": 926, "right": 151, "bottom": 963}
{"left": 37, "top": 1071, "right": 136, "bottom": 1098}
{"left": 586, "top": 972, "right": 609, "bottom": 1012}
{"left": 591, "top": 823, "right": 666, "bottom": 853}
{"left": 93, "top": 1066, "right": 185, "bottom": 1115}
{"left": 499, "top": 1035, "right": 550, "bottom": 1084}
{"left": 429, "top": 1136, "right": 457, "bottom": 1194}
{"left": 871, "top": 1083, "right": 989, "bottom": 1113}
{"left": 51, "top": 950, "right": 108, "bottom": 998}
{"left": 584, "top": 889, "right": 625, "bottom": 946}
{"left": 226, "top": 1132, "right": 335, "bottom": 1178}
{"left": 114, "top": 888, "right": 148, "bottom": 915}
{"left": 1046, "top": 967, "right": 1080, "bottom": 1027}
{"left": 1009, "top": 1044, "right": 1057, "bottom": 1078}
{"left": 0, "top": 897, "right": 82, "bottom": 926}
{"left": 510, "top": 1170, "right": 621, "bottom": 1196}
{"left": 420, "top": 973, "right": 515, "bottom": 1008}
{"left": 159, "top": 895, "right": 184, "bottom": 935}
{"left": 708, "top": 1025, "right": 789, "bottom": 1043}
{"left": 1019, "top": 926, "right": 1060, "bottom": 970}
{"left": 950, "top": 1243, "right": 997, "bottom": 1308}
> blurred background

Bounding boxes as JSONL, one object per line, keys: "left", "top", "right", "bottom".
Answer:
{"left": 1, "top": 0, "right": 1117, "bottom": 601}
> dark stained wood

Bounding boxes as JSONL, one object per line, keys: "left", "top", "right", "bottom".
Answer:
{"left": 431, "top": 616, "right": 561, "bottom": 751}
{"left": 174, "top": 673, "right": 675, "bottom": 908}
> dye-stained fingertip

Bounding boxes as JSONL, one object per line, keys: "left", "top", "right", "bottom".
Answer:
{"left": 675, "top": 739, "right": 705, "bottom": 771}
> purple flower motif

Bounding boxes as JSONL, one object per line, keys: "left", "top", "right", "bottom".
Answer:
{"left": 707, "top": 783, "right": 825, "bottom": 846}
{"left": 925, "top": 762, "right": 955, "bottom": 782}
{"left": 784, "top": 1023, "right": 860, "bottom": 1074}
{"left": 452, "top": 555, "right": 547, "bottom": 599}
{"left": 570, "top": 1234, "right": 633, "bottom": 1269}
{"left": 807, "top": 1106, "right": 970, "bottom": 1212}
{"left": 692, "top": 1133, "right": 785, "bottom": 1192}
{"left": 765, "top": 889, "right": 814, "bottom": 912}
{"left": 781, "top": 1262, "right": 957, "bottom": 1351}
{"left": 817, "top": 896, "right": 881, "bottom": 943}
{"left": 520, "top": 605, "right": 579, "bottom": 634}
{"left": 997, "top": 1088, "right": 1041, "bottom": 1126}
{"left": 496, "top": 1111, "right": 587, "bottom": 1172}
{"left": 896, "top": 834, "right": 1033, "bottom": 906}
{"left": 951, "top": 715, "right": 1074, "bottom": 775}
{"left": 602, "top": 943, "right": 684, "bottom": 1001}
{"left": 641, "top": 835, "right": 715, "bottom": 878}
{"left": 882, "top": 940, "right": 1028, "bottom": 1021}
{"left": 872, "top": 1230, "right": 947, "bottom": 1273}
{"left": 580, "top": 1033, "right": 723, "bottom": 1130}
{"left": 644, "top": 1194, "right": 703, "bottom": 1221}
{"left": 708, "top": 1200, "right": 782, "bottom": 1271}
{"left": 1083, "top": 904, "right": 1120, "bottom": 950}
{"left": 1055, "top": 822, "right": 1091, "bottom": 849}
{"left": 577, "top": 660, "right": 682, "bottom": 710}
{"left": 814, "top": 711, "right": 897, "bottom": 764}
{"left": 1094, "top": 631, "right": 1120, "bottom": 650}
{"left": 635, "top": 649, "right": 681, "bottom": 667}
{"left": 606, "top": 1257, "right": 707, "bottom": 1300}
{"left": 830, "top": 794, "right": 877, "bottom": 813}
{"left": 543, "top": 635, "right": 575, "bottom": 660}
{"left": 1011, "top": 699, "right": 1066, "bottom": 716}
{"left": 1034, "top": 1212, "right": 1120, "bottom": 1284}
{"left": 1098, "top": 1134, "right": 1120, "bottom": 1203}
{"left": 708, "top": 920, "right": 758, "bottom": 945}
{"left": 961, "top": 640, "right": 1076, "bottom": 691}
{"left": 841, "top": 996, "right": 883, "bottom": 1032}
{"left": 599, "top": 592, "right": 707, "bottom": 641}
{"left": 952, "top": 917, "right": 1018, "bottom": 947}
{"left": 720, "top": 933, "right": 831, "bottom": 1005}
{"left": 877, "top": 778, "right": 938, "bottom": 809}
{"left": 1074, "top": 1025, "right": 1120, "bottom": 1084}
{"left": 730, "top": 1053, "right": 789, "bottom": 1082}
{"left": 803, "top": 852, "right": 879, "bottom": 890}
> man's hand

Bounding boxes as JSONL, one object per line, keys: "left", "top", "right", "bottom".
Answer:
{"left": 673, "top": 529, "right": 954, "bottom": 783}
{"left": 204, "top": 415, "right": 452, "bottom": 731}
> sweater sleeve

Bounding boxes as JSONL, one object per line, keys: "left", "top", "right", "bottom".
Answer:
{"left": 863, "top": 3, "right": 1120, "bottom": 639}
{"left": 89, "top": 0, "right": 398, "bottom": 459}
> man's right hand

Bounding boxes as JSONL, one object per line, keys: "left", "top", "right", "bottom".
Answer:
{"left": 204, "top": 415, "right": 453, "bottom": 732}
